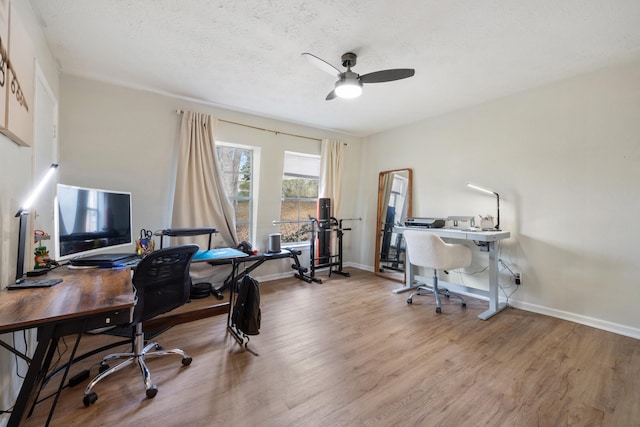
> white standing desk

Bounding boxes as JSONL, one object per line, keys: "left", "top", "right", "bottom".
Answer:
{"left": 393, "top": 226, "right": 511, "bottom": 320}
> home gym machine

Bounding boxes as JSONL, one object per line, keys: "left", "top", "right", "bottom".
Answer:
{"left": 311, "top": 216, "right": 360, "bottom": 281}
{"left": 273, "top": 200, "right": 360, "bottom": 283}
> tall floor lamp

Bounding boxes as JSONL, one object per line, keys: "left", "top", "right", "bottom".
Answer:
{"left": 14, "top": 163, "right": 59, "bottom": 284}
{"left": 467, "top": 183, "right": 500, "bottom": 230}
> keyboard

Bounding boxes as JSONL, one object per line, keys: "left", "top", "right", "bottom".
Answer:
{"left": 115, "top": 258, "right": 141, "bottom": 268}
{"left": 7, "top": 279, "right": 64, "bottom": 290}
{"left": 70, "top": 253, "right": 140, "bottom": 267}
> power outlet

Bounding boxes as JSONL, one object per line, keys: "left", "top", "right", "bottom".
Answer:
{"left": 514, "top": 273, "right": 521, "bottom": 285}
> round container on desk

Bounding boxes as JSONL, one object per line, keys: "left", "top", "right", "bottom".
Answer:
{"left": 268, "top": 233, "right": 281, "bottom": 253}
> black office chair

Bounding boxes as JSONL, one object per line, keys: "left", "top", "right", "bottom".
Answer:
{"left": 83, "top": 244, "right": 199, "bottom": 406}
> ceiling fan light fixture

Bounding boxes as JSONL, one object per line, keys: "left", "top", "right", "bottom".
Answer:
{"left": 335, "top": 78, "right": 363, "bottom": 99}
{"left": 304, "top": 51, "right": 415, "bottom": 101}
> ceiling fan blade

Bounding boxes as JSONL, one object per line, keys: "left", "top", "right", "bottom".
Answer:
{"left": 325, "top": 90, "right": 337, "bottom": 101}
{"left": 359, "top": 68, "right": 415, "bottom": 84}
{"left": 302, "top": 52, "right": 341, "bottom": 76}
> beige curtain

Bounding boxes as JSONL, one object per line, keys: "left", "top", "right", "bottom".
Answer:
{"left": 319, "top": 139, "right": 344, "bottom": 216}
{"left": 172, "top": 111, "right": 238, "bottom": 251}
{"left": 318, "top": 139, "right": 344, "bottom": 256}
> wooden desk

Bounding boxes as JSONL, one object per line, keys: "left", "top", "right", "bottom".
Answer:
{"left": 0, "top": 267, "right": 135, "bottom": 427}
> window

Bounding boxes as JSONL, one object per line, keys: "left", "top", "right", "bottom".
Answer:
{"left": 216, "top": 143, "right": 254, "bottom": 242}
{"left": 389, "top": 174, "right": 408, "bottom": 224}
{"left": 280, "top": 151, "right": 320, "bottom": 243}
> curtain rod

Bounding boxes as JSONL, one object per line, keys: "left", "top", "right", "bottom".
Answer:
{"left": 176, "top": 109, "right": 325, "bottom": 142}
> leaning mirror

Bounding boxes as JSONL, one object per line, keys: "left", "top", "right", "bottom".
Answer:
{"left": 374, "top": 168, "right": 412, "bottom": 283}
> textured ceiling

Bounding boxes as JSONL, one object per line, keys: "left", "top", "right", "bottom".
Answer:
{"left": 28, "top": 0, "right": 640, "bottom": 137}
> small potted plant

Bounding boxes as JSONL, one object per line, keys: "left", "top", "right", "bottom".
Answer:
{"left": 34, "top": 230, "right": 52, "bottom": 269}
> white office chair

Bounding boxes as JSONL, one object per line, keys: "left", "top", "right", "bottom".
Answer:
{"left": 404, "top": 230, "right": 472, "bottom": 313}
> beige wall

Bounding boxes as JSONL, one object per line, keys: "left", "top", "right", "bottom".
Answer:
{"left": 58, "top": 76, "right": 363, "bottom": 280}
{"left": 357, "top": 58, "right": 640, "bottom": 337}
{"left": 0, "top": 0, "right": 59, "bottom": 287}
{"left": 62, "top": 55, "right": 640, "bottom": 338}
{"left": 0, "top": 0, "right": 60, "bottom": 421}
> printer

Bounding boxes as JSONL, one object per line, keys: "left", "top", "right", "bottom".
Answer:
{"left": 404, "top": 217, "right": 446, "bottom": 229}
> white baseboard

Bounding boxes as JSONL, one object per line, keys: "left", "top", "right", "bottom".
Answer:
{"left": 507, "top": 299, "right": 640, "bottom": 340}
{"left": 344, "top": 262, "right": 373, "bottom": 272}
{"left": 254, "top": 271, "right": 296, "bottom": 283}
{"left": 255, "top": 266, "right": 640, "bottom": 340}
{"left": 409, "top": 274, "right": 640, "bottom": 339}
{"left": 413, "top": 275, "right": 640, "bottom": 339}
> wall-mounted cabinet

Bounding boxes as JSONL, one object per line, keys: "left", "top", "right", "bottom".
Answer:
{"left": 0, "top": 0, "right": 34, "bottom": 147}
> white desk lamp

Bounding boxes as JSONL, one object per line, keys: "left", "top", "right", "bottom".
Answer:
{"left": 467, "top": 183, "right": 500, "bottom": 230}
{"left": 14, "top": 163, "right": 59, "bottom": 284}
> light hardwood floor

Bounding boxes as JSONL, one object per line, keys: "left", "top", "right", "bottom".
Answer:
{"left": 22, "top": 268, "right": 640, "bottom": 426}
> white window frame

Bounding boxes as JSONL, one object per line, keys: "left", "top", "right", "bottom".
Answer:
{"left": 216, "top": 141, "right": 257, "bottom": 243}
{"left": 280, "top": 151, "right": 321, "bottom": 245}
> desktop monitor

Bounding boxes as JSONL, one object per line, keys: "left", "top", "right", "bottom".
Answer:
{"left": 54, "top": 184, "right": 133, "bottom": 262}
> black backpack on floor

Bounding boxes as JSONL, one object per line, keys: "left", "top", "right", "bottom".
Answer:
{"left": 231, "top": 275, "right": 261, "bottom": 335}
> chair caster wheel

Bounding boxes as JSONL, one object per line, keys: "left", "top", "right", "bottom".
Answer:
{"left": 83, "top": 392, "right": 98, "bottom": 406}
{"left": 436, "top": 307, "right": 442, "bottom": 314}
{"left": 407, "top": 298, "right": 413, "bottom": 304}
{"left": 99, "top": 364, "right": 110, "bottom": 373}
{"left": 146, "top": 385, "right": 158, "bottom": 398}
{"left": 182, "top": 356, "right": 193, "bottom": 366}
